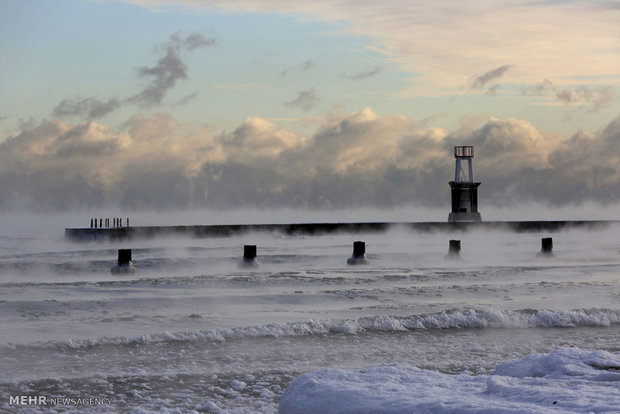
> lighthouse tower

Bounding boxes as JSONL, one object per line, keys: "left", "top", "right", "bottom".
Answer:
{"left": 448, "top": 146, "right": 482, "bottom": 223}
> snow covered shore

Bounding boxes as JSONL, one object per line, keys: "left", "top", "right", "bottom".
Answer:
{"left": 279, "top": 348, "right": 620, "bottom": 414}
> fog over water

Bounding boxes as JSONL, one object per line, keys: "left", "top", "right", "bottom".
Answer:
{"left": 3, "top": 202, "right": 620, "bottom": 234}
{"left": 1, "top": 208, "right": 619, "bottom": 412}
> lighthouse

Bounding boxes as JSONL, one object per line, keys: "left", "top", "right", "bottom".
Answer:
{"left": 448, "top": 145, "right": 482, "bottom": 222}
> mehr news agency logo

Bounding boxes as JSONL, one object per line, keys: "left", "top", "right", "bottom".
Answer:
{"left": 9, "top": 395, "right": 112, "bottom": 407}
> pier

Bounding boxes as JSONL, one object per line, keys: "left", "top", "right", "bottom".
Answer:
{"left": 64, "top": 220, "right": 616, "bottom": 241}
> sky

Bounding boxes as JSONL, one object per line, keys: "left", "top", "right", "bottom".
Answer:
{"left": 0, "top": 0, "right": 619, "bottom": 216}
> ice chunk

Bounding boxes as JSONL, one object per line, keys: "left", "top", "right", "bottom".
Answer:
{"left": 279, "top": 348, "right": 620, "bottom": 414}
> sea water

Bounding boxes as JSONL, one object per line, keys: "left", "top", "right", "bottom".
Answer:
{"left": 1, "top": 223, "right": 619, "bottom": 413}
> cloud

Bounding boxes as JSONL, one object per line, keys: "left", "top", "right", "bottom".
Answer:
{"left": 52, "top": 32, "right": 215, "bottom": 119}
{"left": 543, "top": 114, "right": 620, "bottom": 204}
{"left": 285, "top": 88, "right": 320, "bottom": 112}
{"left": 524, "top": 80, "right": 615, "bottom": 112}
{"left": 217, "top": 117, "right": 302, "bottom": 165}
{"left": 52, "top": 97, "right": 121, "bottom": 120}
{"left": 129, "top": 49, "right": 188, "bottom": 106}
{"left": 344, "top": 66, "right": 383, "bottom": 80}
{"left": 282, "top": 107, "right": 413, "bottom": 174}
{"left": 182, "top": 32, "right": 217, "bottom": 50}
{"left": 469, "top": 65, "right": 512, "bottom": 89}
{"left": 448, "top": 117, "right": 557, "bottom": 172}
{"left": 522, "top": 78, "right": 554, "bottom": 96}
{"left": 281, "top": 60, "right": 315, "bottom": 76}
{"left": 1, "top": 109, "right": 619, "bottom": 211}
{"left": 127, "top": 32, "right": 216, "bottom": 107}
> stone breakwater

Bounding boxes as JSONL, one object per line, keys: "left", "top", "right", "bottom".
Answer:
{"left": 64, "top": 220, "right": 616, "bottom": 241}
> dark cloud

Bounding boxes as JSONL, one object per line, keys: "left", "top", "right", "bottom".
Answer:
{"left": 128, "top": 33, "right": 215, "bottom": 107}
{"left": 281, "top": 60, "right": 315, "bottom": 76}
{"left": 285, "top": 88, "right": 319, "bottom": 112}
{"left": 182, "top": 32, "right": 217, "bottom": 50}
{"left": 52, "top": 32, "right": 215, "bottom": 119}
{"left": 129, "top": 48, "right": 188, "bottom": 106}
{"left": 344, "top": 66, "right": 383, "bottom": 80}
{"left": 52, "top": 97, "right": 121, "bottom": 120}
{"left": 469, "top": 65, "right": 512, "bottom": 89}
{"left": 1, "top": 110, "right": 619, "bottom": 212}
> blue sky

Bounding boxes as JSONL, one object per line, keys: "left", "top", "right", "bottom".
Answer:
{"left": 2, "top": 0, "right": 412, "bottom": 133}
{"left": 0, "top": 0, "right": 618, "bottom": 212}
{"left": 3, "top": 0, "right": 616, "bottom": 134}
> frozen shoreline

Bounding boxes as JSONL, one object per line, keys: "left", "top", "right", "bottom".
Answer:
{"left": 279, "top": 347, "right": 620, "bottom": 414}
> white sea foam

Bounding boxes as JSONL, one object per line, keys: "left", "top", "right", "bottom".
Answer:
{"left": 16, "top": 308, "right": 619, "bottom": 351}
{"left": 279, "top": 347, "right": 620, "bottom": 414}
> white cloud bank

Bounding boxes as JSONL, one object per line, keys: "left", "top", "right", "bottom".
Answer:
{"left": 1, "top": 109, "right": 618, "bottom": 212}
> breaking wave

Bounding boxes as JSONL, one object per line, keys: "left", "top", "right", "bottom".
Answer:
{"left": 9, "top": 307, "right": 619, "bottom": 351}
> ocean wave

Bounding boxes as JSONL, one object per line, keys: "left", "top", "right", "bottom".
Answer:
{"left": 7, "top": 308, "right": 619, "bottom": 351}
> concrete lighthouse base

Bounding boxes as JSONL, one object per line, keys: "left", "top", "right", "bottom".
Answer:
{"left": 448, "top": 212, "right": 482, "bottom": 223}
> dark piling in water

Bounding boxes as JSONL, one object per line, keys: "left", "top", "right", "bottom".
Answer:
{"left": 348, "top": 241, "right": 369, "bottom": 265}
{"left": 446, "top": 239, "right": 461, "bottom": 259}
